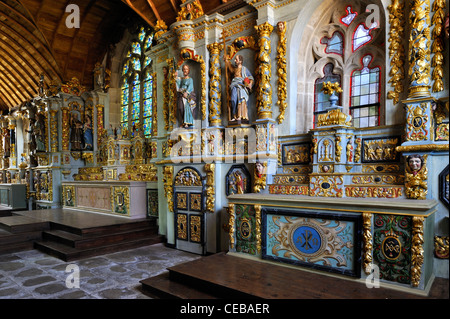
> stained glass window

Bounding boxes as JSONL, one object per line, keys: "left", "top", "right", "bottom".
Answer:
{"left": 120, "top": 26, "right": 154, "bottom": 138}
{"left": 340, "top": 6, "right": 357, "bottom": 26}
{"left": 350, "top": 55, "right": 380, "bottom": 128}
{"left": 353, "top": 22, "right": 377, "bottom": 51}
{"left": 321, "top": 32, "right": 344, "bottom": 55}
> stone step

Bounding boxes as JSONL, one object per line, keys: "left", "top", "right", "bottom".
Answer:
{"left": 0, "top": 216, "right": 49, "bottom": 233}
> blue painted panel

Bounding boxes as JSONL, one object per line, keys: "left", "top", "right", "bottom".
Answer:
{"left": 262, "top": 209, "right": 361, "bottom": 278}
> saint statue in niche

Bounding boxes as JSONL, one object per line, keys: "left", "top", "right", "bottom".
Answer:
{"left": 34, "top": 113, "right": 46, "bottom": 152}
{"left": 70, "top": 110, "right": 83, "bottom": 151}
{"left": 83, "top": 114, "right": 93, "bottom": 150}
{"left": 225, "top": 54, "right": 254, "bottom": 123}
{"left": 175, "top": 64, "right": 197, "bottom": 128}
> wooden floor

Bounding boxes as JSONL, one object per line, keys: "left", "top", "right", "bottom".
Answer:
{"left": 0, "top": 208, "right": 163, "bottom": 260}
{"left": 141, "top": 252, "right": 449, "bottom": 299}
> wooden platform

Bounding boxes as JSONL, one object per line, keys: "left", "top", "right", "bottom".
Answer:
{"left": 0, "top": 209, "right": 164, "bottom": 261}
{"left": 141, "top": 252, "right": 449, "bottom": 299}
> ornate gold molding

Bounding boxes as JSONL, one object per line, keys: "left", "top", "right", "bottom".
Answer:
{"left": 276, "top": 21, "right": 287, "bottom": 124}
{"left": 205, "top": 163, "right": 215, "bottom": 213}
{"left": 396, "top": 144, "right": 449, "bottom": 152}
{"left": 253, "top": 161, "right": 267, "bottom": 193}
{"left": 255, "top": 22, "right": 273, "bottom": 120}
{"left": 431, "top": 0, "right": 446, "bottom": 92}
{"left": 207, "top": 42, "right": 223, "bottom": 126}
{"left": 163, "top": 166, "right": 174, "bottom": 212}
{"left": 362, "top": 212, "right": 373, "bottom": 275}
{"left": 228, "top": 203, "right": 235, "bottom": 249}
{"left": 387, "top": 0, "right": 406, "bottom": 104}
{"left": 255, "top": 204, "right": 261, "bottom": 254}
{"left": 405, "top": 154, "right": 428, "bottom": 200}
{"left": 407, "top": 0, "right": 432, "bottom": 98}
{"left": 411, "top": 216, "right": 424, "bottom": 287}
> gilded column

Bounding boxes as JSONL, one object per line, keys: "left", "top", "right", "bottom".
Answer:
{"left": 96, "top": 104, "right": 104, "bottom": 147}
{"left": 255, "top": 22, "right": 273, "bottom": 120}
{"left": 49, "top": 110, "right": 58, "bottom": 152}
{"left": 362, "top": 212, "right": 373, "bottom": 275}
{"left": 205, "top": 163, "right": 215, "bottom": 213}
{"left": 163, "top": 66, "right": 170, "bottom": 131}
{"left": 276, "top": 21, "right": 287, "bottom": 124}
{"left": 387, "top": 0, "right": 406, "bottom": 104}
{"left": 207, "top": 42, "right": 223, "bottom": 127}
{"left": 255, "top": 205, "right": 261, "bottom": 254}
{"left": 411, "top": 216, "right": 424, "bottom": 287}
{"left": 407, "top": 0, "right": 432, "bottom": 98}
{"left": 431, "top": 0, "right": 446, "bottom": 92}
{"left": 163, "top": 166, "right": 174, "bottom": 212}
{"left": 61, "top": 106, "right": 70, "bottom": 151}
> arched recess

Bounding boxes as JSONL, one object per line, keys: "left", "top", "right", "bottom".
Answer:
{"left": 288, "top": 0, "right": 386, "bottom": 134}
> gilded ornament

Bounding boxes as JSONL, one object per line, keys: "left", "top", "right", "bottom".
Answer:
{"left": 362, "top": 213, "right": 373, "bottom": 275}
{"left": 434, "top": 236, "right": 449, "bottom": 259}
{"left": 407, "top": 0, "right": 432, "bottom": 98}
{"left": 276, "top": 21, "right": 287, "bottom": 124}
{"left": 387, "top": 0, "right": 406, "bottom": 104}
{"left": 255, "top": 22, "right": 273, "bottom": 120}
{"left": 228, "top": 203, "right": 236, "bottom": 249}
{"left": 411, "top": 216, "right": 424, "bottom": 287}
{"left": 431, "top": 0, "right": 446, "bottom": 92}
{"left": 253, "top": 161, "right": 267, "bottom": 193}
{"left": 207, "top": 43, "right": 223, "bottom": 126}
{"left": 205, "top": 163, "right": 215, "bottom": 213}
{"left": 405, "top": 154, "right": 428, "bottom": 200}
{"left": 176, "top": 0, "right": 204, "bottom": 21}
{"left": 406, "top": 103, "right": 429, "bottom": 141}
{"left": 163, "top": 166, "right": 174, "bottom": 212}
{"left": 255, "top": 205, "right": 261, "bottom": 254}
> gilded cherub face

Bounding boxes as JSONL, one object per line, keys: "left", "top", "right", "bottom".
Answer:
{"left": 408, "top": 157, "right": 422, "bottom": 172}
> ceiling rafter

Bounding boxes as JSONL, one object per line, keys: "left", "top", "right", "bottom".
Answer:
{"left": 0, "top": 59, "right": 35, "bottom": 98}
{"left": 146, "top": 0, "right": 161, "bottom": 21}
{"left": 63, "top": 0, "right": 97, "bottom": 81}
{"left": 125, "top": 0, "right": 155, "bottom": 28}
{"left": 0, "top": 9, "right": 62, "bottom": 81}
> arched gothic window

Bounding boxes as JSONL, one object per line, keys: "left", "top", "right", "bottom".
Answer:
{"left": 120, "top": 27, "right": 154, "bottom": 137}
{"left": 308, "top": 2, "right": 384, "bottom": 129}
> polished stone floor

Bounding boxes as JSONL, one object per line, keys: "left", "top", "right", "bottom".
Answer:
{"left": 0, "top": 243, "right": 200, "bottom": 299}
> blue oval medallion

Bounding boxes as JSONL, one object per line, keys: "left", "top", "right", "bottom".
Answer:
{"left": 292, "top": 226, "right": 322, "bottom": 255}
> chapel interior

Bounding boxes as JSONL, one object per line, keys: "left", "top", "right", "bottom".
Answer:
{"left": 0, "top": 0, "right": 448, "bottom": 299}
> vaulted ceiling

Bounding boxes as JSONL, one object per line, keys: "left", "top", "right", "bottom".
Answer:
{"left": 0, "top": 0, "right": 234, "bottom": 111}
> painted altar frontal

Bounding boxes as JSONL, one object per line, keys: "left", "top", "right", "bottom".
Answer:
{"left": 228, "top": 194, "right": 436, "bottom": 293}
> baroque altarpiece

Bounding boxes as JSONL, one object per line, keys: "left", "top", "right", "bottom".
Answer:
{"left": 0, "top": 0, "right": 448, "bottom": 293}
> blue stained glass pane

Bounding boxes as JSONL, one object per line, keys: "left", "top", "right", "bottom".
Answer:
{"left": 131, "top": 57, "right": 141, "bottom": 71}
{"left": 143, "top": 99, "right": 152, "bottom": 117}
{"left": 145, "top": 35, "right": 153, "bottom": 50}
{"left": 132, "top": 84, "right": 140, "bottom": 102}
{"left": 144, "top": 56, "right": 151, "bottom": 68}
{"left": 122, "top": 63, "right": 129, "bottom": 75}
{"left": 122, "top": 105, "right": 128, "bottom": 122}
{"left": 121, "top": 88, "right": 129, "bottom": 105}
{"left": 139, "top": 28, "right": 146, "bottom": 42}
{"left": 132, "top": 42, "right": 141, "bottom": 55}
{"left": 143, "top": 117, "right": 152, "bottom": 137}
{"left": 341, "top": 6, "right": 357, "bottom": 26}
{"left": 132, "top": 102, "right": 140, "bottom": 120}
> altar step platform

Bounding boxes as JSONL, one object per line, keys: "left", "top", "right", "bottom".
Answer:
{"left": 140, "top": 252, "right": 449, "bottom": 299}
{"left": 0, "top": 209, "right": 163, "bottom": 261}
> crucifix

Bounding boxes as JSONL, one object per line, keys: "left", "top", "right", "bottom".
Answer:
{"left": 220, "top": 29, "right": 231, "bottom": 121}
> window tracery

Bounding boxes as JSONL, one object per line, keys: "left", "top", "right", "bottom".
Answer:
{"left": 308, "top": 2, "right": 384, "bottom": 129}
